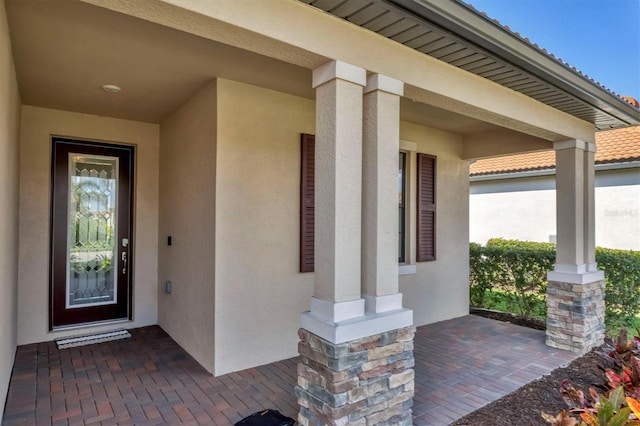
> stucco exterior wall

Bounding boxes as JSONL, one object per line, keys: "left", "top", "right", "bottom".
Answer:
{"left": 0, "top": 1, "right": 21, "bottom": 417}
{"left": 470, "top": 176, "right": 557, "bottom": 244}
{"left": 17, "top": 106, "right": 159, "bottom": 345}
{"left": 158, "top": 81, "right": 217, "bottom": 373}
{"left": 470, "top": 168, "right": 640, "bottom": 250}
{"left": 212, "top": 81, "right": 472, "bottom": 374}
{"left": 595, "top": 169, "right": 640, "bottom": 250}
{"left": 214, "top": 79, "right": 315, "bottom": 375}
{"left": 399, "top": 121, "right": 470, "bottom": 326}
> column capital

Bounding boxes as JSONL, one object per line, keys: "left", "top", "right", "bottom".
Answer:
{"left": 312, "top": 60, "right": 366, "bottom": 88}
{"left": 553, "top": 139, "right": 587, "bottom": 151}
{"left": 364, "top": 74, "right": 404, "bottom": 96}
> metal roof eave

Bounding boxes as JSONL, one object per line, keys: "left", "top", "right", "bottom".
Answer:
{"left": 384, "top": 0, "right": 640, "bottom": 127}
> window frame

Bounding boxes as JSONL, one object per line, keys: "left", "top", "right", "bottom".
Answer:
{"left": 398, "top": 151, "right": 408, "bottom": 264}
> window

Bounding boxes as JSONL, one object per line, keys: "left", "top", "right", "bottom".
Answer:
{"left": 398, "top": 152, "right": 407, "bottom": 263}
{"left": 417, "top": 153, "right": 436, "bottom": 261}
{"left": 299, "top": 135, "right": 437, "bottom": 273}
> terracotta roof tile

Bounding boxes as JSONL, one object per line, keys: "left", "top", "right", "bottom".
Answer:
{"left": 470, "top": 126, "right": 640, "bottom": 176}
{"left": 621, "top": 96, "right": 640, "bottom": 108}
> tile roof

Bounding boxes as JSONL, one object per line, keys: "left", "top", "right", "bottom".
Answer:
{"left": 621, "top": 96, "right": 640, "bottom": 108}
{"left": 470, "top": 126, "right": 640, "bottom": 176}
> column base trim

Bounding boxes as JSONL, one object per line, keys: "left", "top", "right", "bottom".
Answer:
{"left": 548, "top": 270, "right": 604, "bottom": 284}
{"left": 364, "top": 293, "right": 403, "bottom": 314}
{"left": 309, "top": 297, "right": 365, "bottom": 323}
{"left": 300, "top": 309, "right": 413, "bottom": 344}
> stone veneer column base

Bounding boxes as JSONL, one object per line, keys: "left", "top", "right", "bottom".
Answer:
{"left": 546, "top": 279, "right": 605, "bottom": 354}
{"left": 296, "top": 326, "right": 415, "bottom": 426}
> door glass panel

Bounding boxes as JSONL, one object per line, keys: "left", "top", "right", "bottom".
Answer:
{"left": 66, "top": 154, "right": 118, "bottom": 308}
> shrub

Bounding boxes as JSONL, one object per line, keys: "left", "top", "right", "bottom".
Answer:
{"left": 469, "top": 243, "right": 502, "bottom": 307}
{"left": 469, "top": 239, "right": 554, "bottom": 319}
{"left": 469, "top": 239, "right": 640, "bottom": 328}
{"left": 486, "top": 238, "right": 556, "bottom": 251}
{"left": 597, "top": 249, "right": 640, "bottom": 328}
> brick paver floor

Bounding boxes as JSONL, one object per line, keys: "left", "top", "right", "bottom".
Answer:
{"left": 3, "top": 315, "right": 578, "bottom": 425}
{"left": 411, "top": 315, "right": 578, "bottom": 425}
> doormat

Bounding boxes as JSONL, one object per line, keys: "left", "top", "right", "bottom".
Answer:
{"left": 56, "top": 329, "right": 131, "bottom": 349}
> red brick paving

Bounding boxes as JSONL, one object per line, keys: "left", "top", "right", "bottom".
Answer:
{"left": 2, "top": 316, "right": 577, "bottom": 425}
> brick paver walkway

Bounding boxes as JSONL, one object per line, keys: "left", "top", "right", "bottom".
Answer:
{"left": 3, "top": 315, "right": 577, "bottom": 425}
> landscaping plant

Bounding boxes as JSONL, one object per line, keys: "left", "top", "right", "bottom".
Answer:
{"left": 542, "top": 329, "right": 640, "bottom": 425}
{"left": 598, "top": 249, "right": 640, "bottom": 331}
{"left": 468, "top": 239, "right": 640, "bottom": 331}
{"left": 542, "top": 385, "right": 640, "bottom": 425}
{"left": 469, "top": 239, "right": 554, "bottom": 319}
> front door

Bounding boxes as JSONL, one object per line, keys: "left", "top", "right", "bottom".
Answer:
{"left": 50, "top": 138, "right": 134, "bottom": 329}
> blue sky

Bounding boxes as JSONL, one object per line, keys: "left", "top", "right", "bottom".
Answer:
{"left": 467, "top": 0, "right": 640, "bottom": 100}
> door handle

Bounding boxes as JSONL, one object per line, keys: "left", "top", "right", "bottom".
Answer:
{"left": 122, "top": 251, "right": 127, "bottom": 274}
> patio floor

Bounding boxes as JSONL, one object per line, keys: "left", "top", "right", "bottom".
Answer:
{"left": 2, "top": 315, "right": 578, "bottom": 425}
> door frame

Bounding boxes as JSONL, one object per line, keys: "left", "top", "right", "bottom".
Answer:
{"left": 49, "top": 137, "right": 135, "bottom": 330}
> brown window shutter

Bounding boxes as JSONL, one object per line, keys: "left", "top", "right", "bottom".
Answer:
{"left": 300, "top": 134, "right": 315, "bottom": 272}
{"left": 417, "top": 153, "right": 436, "bottom": 262}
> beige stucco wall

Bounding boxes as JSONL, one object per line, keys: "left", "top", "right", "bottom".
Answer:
{"left": 158, "top": 81, "right": 217, "bottom": 373}
{"left": 0, "top": 0, "right": 21, "bottom": 418}
{"left": 399, "top": 121, "right": 471, "bottom": 326}
{"left": 212, "top": 80, "right": 471, "bottom": 374}
{"left": 214, "top": 79, "right": 315, "bottom": 375}
{"left": 17, "top": 106, "right": 159, "bottom": 345}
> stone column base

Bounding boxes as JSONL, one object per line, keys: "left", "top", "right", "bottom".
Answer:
{"left": 296, "top": 326, "right": 415, "bottom": 426}
{"left": 546, "top": 279, "right": 605, "bottom": 353}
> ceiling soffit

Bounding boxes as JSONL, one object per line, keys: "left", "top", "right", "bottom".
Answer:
{"left": 298, "top": 0, "right": 640, "bottom": 130}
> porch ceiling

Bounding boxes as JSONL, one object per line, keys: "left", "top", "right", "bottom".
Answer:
{"left": 5, "top": 0, "right": 314, "bottom": 124}
{"left": 5, "top": 0, "right": 496, "bottom": 134}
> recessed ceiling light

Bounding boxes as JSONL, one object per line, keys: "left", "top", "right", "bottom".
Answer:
{"left": 101, "top": 84, "right": 121, "bottom": 93}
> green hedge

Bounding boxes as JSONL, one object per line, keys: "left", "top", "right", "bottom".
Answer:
{"left": 597, "top": 247, "right": 640, "bottom": 328}
{"left": 469, "top": 238, "right": 640, "bottom": 327}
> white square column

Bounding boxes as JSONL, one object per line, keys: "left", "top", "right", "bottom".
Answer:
{"left": 583, "top": 143, "right": 597, "bottom": 272}
{"left": 362, "top": 74, "right": 405, "bottom": 314}
{"left": 297, "top": 65, "right": 415, "bottom": 426}
{"left": 546, "top": 139, "right": 604, "bottom": 353}
{"left": 300, "top": 62, "right": 412, "bottom": 344}
{"left": 548, "top": 139, "right": 603, "bottom": 283}
{"left": 300, "top": 61, "right": 367, "bottom": 341}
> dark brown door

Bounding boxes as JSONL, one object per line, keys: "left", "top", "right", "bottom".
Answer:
{"left": 50, "top": 138, "right": 134, "bottom": 329}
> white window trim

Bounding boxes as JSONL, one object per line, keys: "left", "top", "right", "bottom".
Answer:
{"left": 399, "top": 264, "right": 417, "bottom": 275}
{"left": 399, "top": 140, "right": 417, "bottom": 275}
